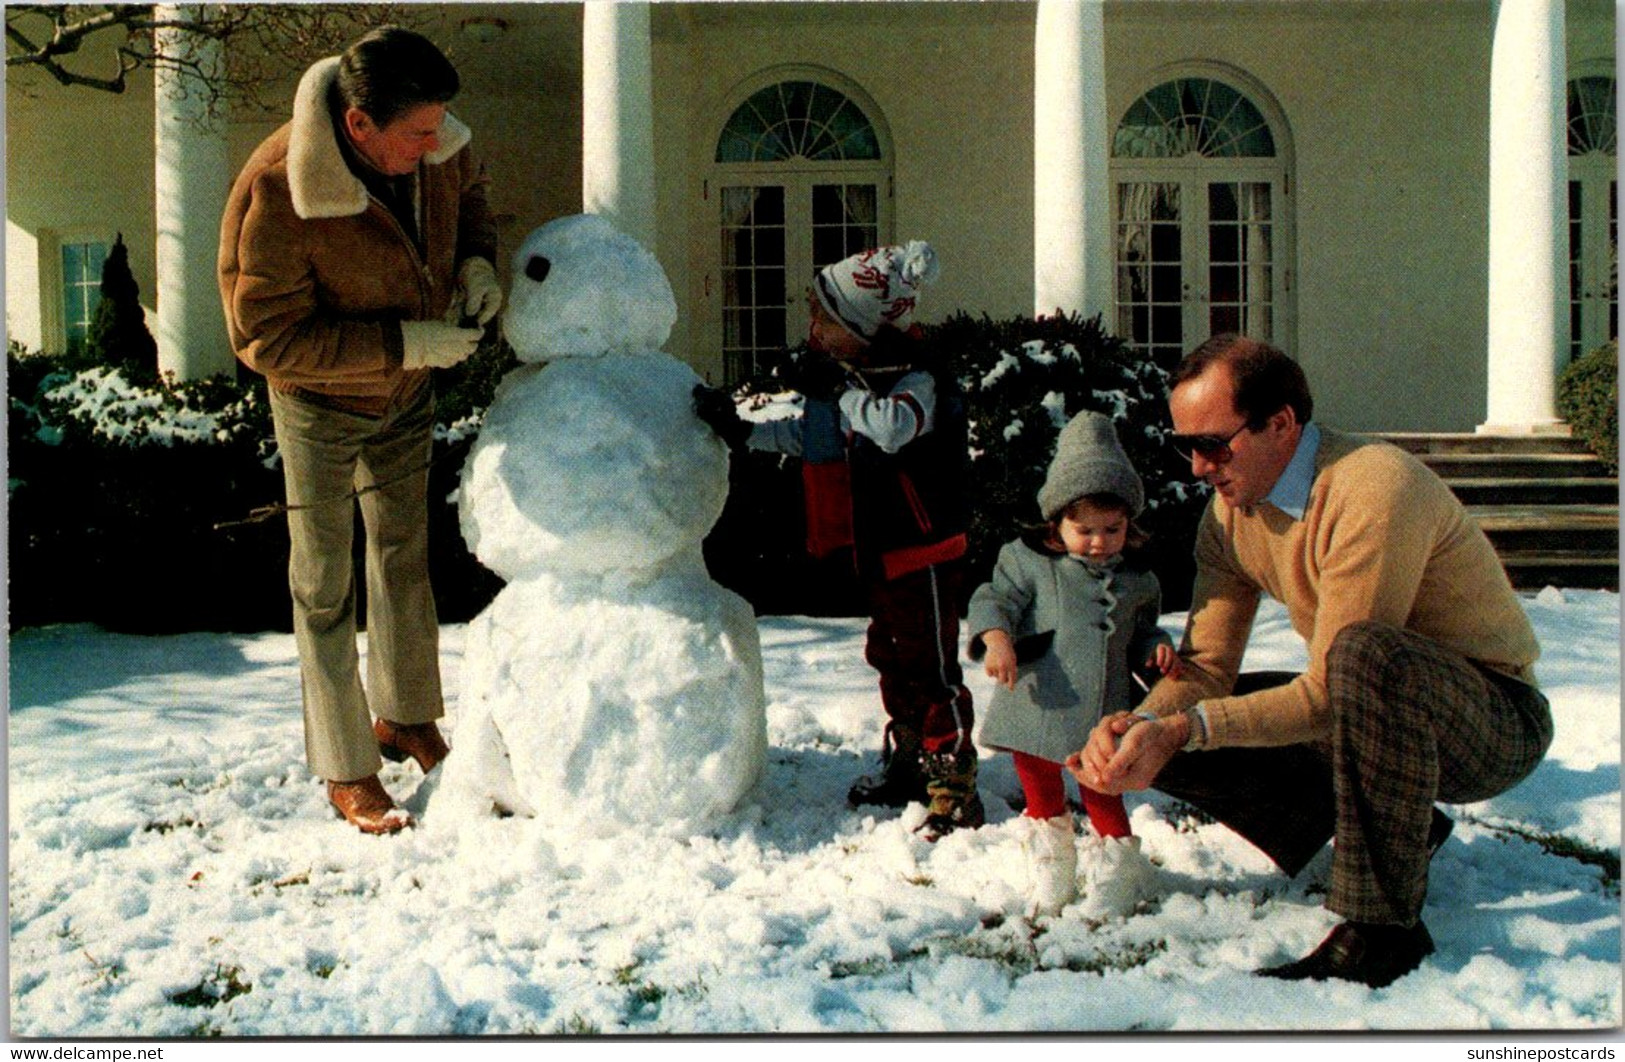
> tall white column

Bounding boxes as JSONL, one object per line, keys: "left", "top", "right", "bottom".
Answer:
{"left": 153, "top": 4, "right": 234, "bottom": 381}
{"left": 583, "top": 1, "right": 657, "bottom": 253}
{"left": 1033, "top": 0, "right": 1111, "bottom": 320}
{"left": 1482, "top": 0, "right": 1568, "bottom": 434}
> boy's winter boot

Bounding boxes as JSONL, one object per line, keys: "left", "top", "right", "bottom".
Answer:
{"left": 847, "top": 722, "right": 927, "bottom": 808}
{"left": 1076, "top": 834, "right": 1157, "bottom": 920}
{"left": 1022, "top": 814, "right": 1079, "bottom": 917}
{"left": 915, "top": 747, "right": 985, "bottom": 841}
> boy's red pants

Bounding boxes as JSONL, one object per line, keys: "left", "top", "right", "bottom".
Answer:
{"left": 864, "top": 562, "right": 974, "bottom": 755}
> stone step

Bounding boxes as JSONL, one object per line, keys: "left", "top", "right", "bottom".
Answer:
{"left": 1445, "top": 477, "right": 1620, "bottom": 506}
{"left": 1469, "top": 504, "right": 1620, "bottom": 553}
{"left": 1499, "top": 552, "right": 1620, "bottom": 592}
{"left": 1381, "top": 432, "right": 1594, "bottom": 456}
{"left": 1421, "top": 452, "right": 1613, "bottom": 479}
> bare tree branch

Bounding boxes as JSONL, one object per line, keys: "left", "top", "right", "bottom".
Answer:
{"left": 7, "top": 5, "right": 429, "bottom": 119}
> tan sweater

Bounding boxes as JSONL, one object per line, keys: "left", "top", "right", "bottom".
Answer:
{"left": 1140, "top": 428, "right": 1540, "bottom": 747}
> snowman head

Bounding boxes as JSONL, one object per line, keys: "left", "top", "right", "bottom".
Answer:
{"left": 502, "top": 214, "right": 678, "bottom": 362}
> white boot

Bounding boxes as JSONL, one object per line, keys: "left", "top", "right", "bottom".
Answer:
{"left": 1022, "top": 814, "right": 1078, "bottom": 917}
{"left": 1076, "top": 835, "right": 1156, "bottom": 920}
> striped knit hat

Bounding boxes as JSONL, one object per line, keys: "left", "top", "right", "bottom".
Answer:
{"left": 813, "top": 241, "right": 940, "bottom": 341}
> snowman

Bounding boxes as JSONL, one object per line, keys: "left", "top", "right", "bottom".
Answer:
{"left": 429, "top": 214, "right": 766, "bottom": 837}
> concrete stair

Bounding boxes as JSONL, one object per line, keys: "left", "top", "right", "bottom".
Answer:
{"left": 1380, "top": 433, "right": 1619, "bottom": 592}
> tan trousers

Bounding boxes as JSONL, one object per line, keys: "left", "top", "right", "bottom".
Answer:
{"left": 270, "top": 387, "right": 444, "bottom": 782}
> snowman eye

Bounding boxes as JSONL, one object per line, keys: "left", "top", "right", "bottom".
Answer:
{"left": 525, "top": 255, "right": 552, "bottom": 283}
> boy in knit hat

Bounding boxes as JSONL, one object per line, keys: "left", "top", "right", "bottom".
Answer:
{"left": 967, "top": 411, "right": 1179, "bottom": 915}
{"left": 695, "top": 242, "right": 981, "bottom": 840}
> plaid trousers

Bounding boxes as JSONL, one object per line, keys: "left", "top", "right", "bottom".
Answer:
{"left": 1153, "top": 620, "right": 1551, "bottom": 925}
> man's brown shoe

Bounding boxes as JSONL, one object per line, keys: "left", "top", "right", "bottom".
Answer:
{"left": 1257, "top": 920, "right": 1434, "bottom": 988}
{"left": 373, "top": 718, "right": 450, "bottom": 774}
{"left": 328, "top": 776, "right": 413, "bottom": 835}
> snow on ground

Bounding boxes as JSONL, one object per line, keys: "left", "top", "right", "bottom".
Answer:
{"left": 7, "top": 591, "right": 1621, "bottom": 1037}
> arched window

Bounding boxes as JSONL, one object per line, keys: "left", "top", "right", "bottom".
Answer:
{"left": 708, "top": 73, "right": 891, "bottom": 384}
{"left": 1567, "top": 73, "right": 1617, "bottom": 361}
{"left": 1111, "top": 73, "right": 1294, "bottom": 367}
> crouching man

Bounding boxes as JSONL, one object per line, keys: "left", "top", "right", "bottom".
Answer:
{"left": 1071, "top": 334, "right": 1550, "bottom": 987}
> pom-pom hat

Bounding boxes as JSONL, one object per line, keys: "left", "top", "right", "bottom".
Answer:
{"left": 813, "top": 241, "right": 940, "bottom": 341}
{"left": 1037, "top": 411, "right": 1146, "bottom": 521}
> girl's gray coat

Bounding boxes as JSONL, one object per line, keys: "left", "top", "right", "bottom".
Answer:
{"left": 967, "top": 538, "right": 1172, "bottom": 763}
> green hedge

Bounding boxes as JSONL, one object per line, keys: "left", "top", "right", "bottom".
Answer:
{"left": 1557, "top": 340, "right": 1618, "bottom": 472}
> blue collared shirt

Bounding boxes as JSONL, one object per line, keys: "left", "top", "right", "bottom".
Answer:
{"left": 1264, "top": 423, "right": 1322, "bottom": 521}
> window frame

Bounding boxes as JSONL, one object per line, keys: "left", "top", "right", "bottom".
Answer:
{"left": 1109, "top": 64, "right": 1297, "bottom": 365}
{"left": 702, "top": 66, "right": 894, "bottom": 385}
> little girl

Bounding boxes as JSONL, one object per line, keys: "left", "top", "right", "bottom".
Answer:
{"left": 967, "top": 410, "right": 1180, "bottom": 917}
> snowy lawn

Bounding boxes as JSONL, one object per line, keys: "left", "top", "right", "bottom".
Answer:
{"left": 8, "top": 590, "right": 1620, "bottom": 1036}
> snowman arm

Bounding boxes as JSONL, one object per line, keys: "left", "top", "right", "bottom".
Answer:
{"left": 838, "top": 371, "right": 936, "bottom": 454}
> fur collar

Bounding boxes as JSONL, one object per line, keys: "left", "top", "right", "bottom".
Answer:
{"left": 286, "top": 56, "right": 472, "bottom": 220}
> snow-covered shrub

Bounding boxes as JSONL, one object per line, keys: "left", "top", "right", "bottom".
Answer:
{"left": 7, "top": 344, "right": 508, "bottom": 633}
{"left": 934, "top": 311, "right": 1205, "bottom": 607}
{"left": 1558, "top": 340, "right": 1617, "bottom": 472}
{"left": 705, "top": 313, "right": 1208, "bottom": 614}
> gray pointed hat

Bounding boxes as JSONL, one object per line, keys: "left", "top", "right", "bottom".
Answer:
{"left": 1037, "top": 411, "right": 1146, "bottom": 521}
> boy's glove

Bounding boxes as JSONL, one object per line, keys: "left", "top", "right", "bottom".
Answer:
{"left": 788, "top": 354, "right": 850, "bottom": 400}
{"left": 401, "top": 321, "right": 482, "bottom": 370}
{"left": 692, "top": 384, "right": 751, "bottom": 449}
{"left": 455, "top": 257, "right": 504, "bottom": 327}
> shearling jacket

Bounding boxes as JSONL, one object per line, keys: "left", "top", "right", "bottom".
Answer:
{"left": 218, "top": 56, "right": 496, "bottom": 416}
{"left": 967, "top": 537, "right": 1171, "bottom": 763}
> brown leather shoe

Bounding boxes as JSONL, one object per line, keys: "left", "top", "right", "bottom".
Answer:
{"left": 328, "top": 775, "right": 413, "bottom": 835}
{"left": 373, "top": 718, "right": 449, "bottom": 774}
{"left": 1257, "top": 920, "right": 1434, "bottom": 988}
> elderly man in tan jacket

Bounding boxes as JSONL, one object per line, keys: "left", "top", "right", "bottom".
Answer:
{"left": 219, "top": 26, "right": 501, "bottom": 833}
{"left": 1072, "top": 333, "right": 1550, "bottom": 988}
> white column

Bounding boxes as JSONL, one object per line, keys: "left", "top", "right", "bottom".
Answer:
{"left": 1482, "top": 0, "right": 1568, "bottom": 434}
{"left": 582, "top": 1, "right": 657, "bottom": 253}
{"left": 1033, "top": 0, "right": 1111, "bottom": 320}
{"left": 153, "top": 3, "right": 234, "bottom": 381}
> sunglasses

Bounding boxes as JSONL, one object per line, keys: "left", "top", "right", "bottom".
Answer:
{"left": 1170, "top": 422, "right": 1252, "bottom": 464}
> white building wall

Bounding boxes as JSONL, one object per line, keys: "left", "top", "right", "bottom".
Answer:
{"left": 6, "top": 219, "right": 43, "bottom": 352}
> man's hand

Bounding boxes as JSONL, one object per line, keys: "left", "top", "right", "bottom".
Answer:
{"left": 1066, "top": 710, "right": 1188, "bottom": 795}
{"left": 401, "top": 321, "right": 482, "bottom": 370}
{"left": 980, "top": 630, "right": 1018, "bottom": 690}
{"left": 456, "top": 257, "right": 504, "bottom": 327}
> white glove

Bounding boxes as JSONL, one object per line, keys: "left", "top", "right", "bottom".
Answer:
{"left": 456, "top": 257, "right": 503, "bottom": 326}
{"left": 401, "top": 321, "right": 482, "bottom": 370}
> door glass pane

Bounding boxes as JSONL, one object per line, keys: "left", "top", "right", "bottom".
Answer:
{"left": 1208, "top": 182, "right": 1273, "bottom": 343}
{"left": 720, "top": 186, "right": 787, "bottom": 383}
{"left": 812, "top": 184, "right": 879, "bottom": 272}
{"left": 1115, "top": 182, "right": 1184, "bottom": 366}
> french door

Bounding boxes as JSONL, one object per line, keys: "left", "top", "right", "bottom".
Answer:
{"left": 714, "top": 173, "right": 886, "bottom": 384}
{"left": 1114, "top": 166, "right": 1288, "bottom": 368}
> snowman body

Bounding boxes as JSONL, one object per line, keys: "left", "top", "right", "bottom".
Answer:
{"left": 432, "top": 215, "right": 765, "bottom": 836}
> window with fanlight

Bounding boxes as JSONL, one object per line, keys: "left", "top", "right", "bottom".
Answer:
{"left": 1567, "top": 72, "right": 1617, "bottom": 362}
{"left": 1111, "top": 73, "right": 1294, "bottom": 368}
{"left": 710, "top": 75, "right": 891, "bottom": 384}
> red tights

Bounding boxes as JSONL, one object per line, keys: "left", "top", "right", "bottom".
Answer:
{"left": 1012, "top": 749, "right": 1131, "bottom": 838}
